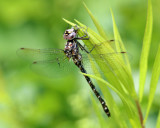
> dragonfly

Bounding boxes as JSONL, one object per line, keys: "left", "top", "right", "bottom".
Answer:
{"left": 18, "top": 26, "right": 127, "bottom": 117}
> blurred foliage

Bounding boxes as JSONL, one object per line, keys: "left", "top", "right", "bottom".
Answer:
{"left": 0, "top": 0, "right": 160, "bottom": 128}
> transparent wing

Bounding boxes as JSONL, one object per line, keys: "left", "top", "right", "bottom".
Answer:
{"left": 81, "top": 51, "right": 128, "bottom": 75}
{"left": 31, "top": 58, "right": 77, "bottom": 77}
{"left": 83, "top": 39, "right": 121, "bottom": 53}
{"left": 79, "top": 39, "right": 131, "bottom": 75}
{"left": 17, "top": 48, "right": 65, "bottom": 62}
{"left": 17, "top": 48, "right": 77, "bottom": 77}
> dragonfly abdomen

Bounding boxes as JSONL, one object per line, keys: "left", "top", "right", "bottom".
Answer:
{"left": 75, "top": 61, "right": 111, "bottom": 117}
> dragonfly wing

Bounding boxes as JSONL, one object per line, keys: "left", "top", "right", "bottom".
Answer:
{"left": 81, "top": 51, "right": 128, "bottom": 76}
{"left": 17, "top": 48, "right": 65, "bottom": 62}
{"left": 31, "top": 58, "right": 77, "bottom": 77}
{"left": 94, "top": 39, "right": 125, "bottom": 53}
{"left": 17, "top": 48, "right": 77, "bottom": 77}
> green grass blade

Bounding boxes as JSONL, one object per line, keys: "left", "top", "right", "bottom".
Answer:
{"left": 156, "top": 110, "right": 160, "bottom": 128}
{"left": 62, "top": 18, "right": 76, "bottom": 27}
{"left": 111, "top": 9, "right": 132, "bottom": 74}
{"left": 83, "top": 2, "right": 108, "bottom": 40}
{"left": 143, "top": 44, "right": 160, "bottom": 124}
{"left": 139, "top": 0, "right": 153, "bottom": 102}
{"left": 110, "top": 9, "right": 136, "bottom": 98}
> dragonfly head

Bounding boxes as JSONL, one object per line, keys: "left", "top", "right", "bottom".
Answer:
{"left": 63, "top": 27, "right": 77, "bottom": 40}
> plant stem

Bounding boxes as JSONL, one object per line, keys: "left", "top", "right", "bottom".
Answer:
{"left": 135, "top": 100, "right": 144, "bottom": 128}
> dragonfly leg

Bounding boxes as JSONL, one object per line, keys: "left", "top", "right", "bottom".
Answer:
{"left": 74, "top": 26, "right": 90, "bottom": 40}
{"left": 77, "top": 41, "right": 95, "bottom": 54}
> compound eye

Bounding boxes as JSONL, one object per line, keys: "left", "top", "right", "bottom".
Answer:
{"left": 65, "top": 30, "right": 71, "bottom": 35}
{"left": 65, "top": 30, "right": 68, "bottom": 34}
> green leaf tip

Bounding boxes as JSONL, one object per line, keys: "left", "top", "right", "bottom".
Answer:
{"left": 139, "top": 0, "right": 153, "bottom": 102}
{"left": 62, "top": 18, "right": 76, "bottom": 27}
{"left": 83, "top": 2, "right": 108, "bottom": 40}
{"left": 156, "top": 111, "right": 160, "bottom": 128}
{"left": 111, "top": 8, "right": 136, "bottom": 98}
{"left": 144, "top": 44, "right": 160, "bottom": 124}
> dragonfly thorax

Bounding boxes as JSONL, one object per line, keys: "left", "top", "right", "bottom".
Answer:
{"left": 64, "top": 40, "right": 78, "bottom": 57}
{"left": 63, "top": 27, "right": 80, "bottom": 60}
{"left": 64, "top": 41, "right": 73, "bottom": 51}
{"left": 63, "top": 28, "right": 77, "bottom": 40}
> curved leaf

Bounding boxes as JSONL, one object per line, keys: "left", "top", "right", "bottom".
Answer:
{"left": 156, "top": 110, "right": 160, "bottom": 128}
{"left": 139, "top": 0, "right": 153, "bottom": 102}
{"left": 111, "top": 9, "right": 136, "bottom": 98}
{"left": 83, "top": 2, "right": 108, "bottom": 40}
{"left": 144, "top": 44, "right": 160, "bottom": 124}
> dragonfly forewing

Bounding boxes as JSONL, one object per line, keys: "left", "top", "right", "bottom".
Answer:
{"left": 17, "top": 48, "right": 65, "bottom": 61}
{"left": 17, "top": 48, "right": 77, "bottom": 77}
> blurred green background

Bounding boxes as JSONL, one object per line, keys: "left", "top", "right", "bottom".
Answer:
{"left": 0, "top": 0, "right": 160, "bottom": 128}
